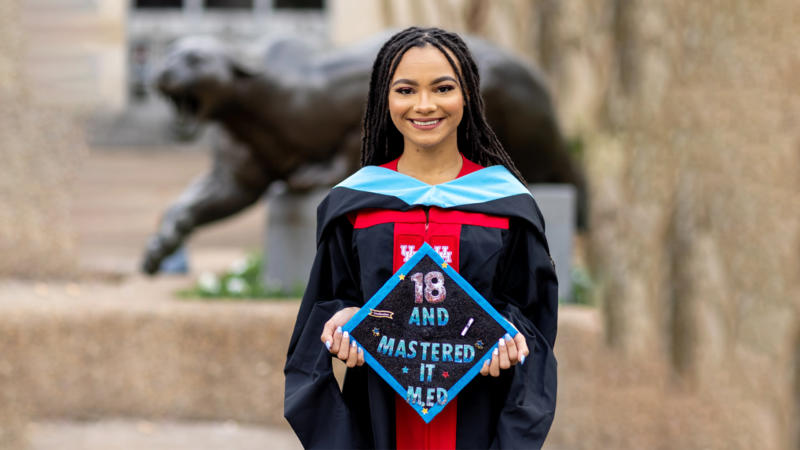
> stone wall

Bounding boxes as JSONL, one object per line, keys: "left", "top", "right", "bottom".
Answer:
{"left": 547, "top": 2, "right": 799, "bottom": 447}
{"left": 539, "top": 1, "right": 799, "bottom": 446}
{"left": 0, "top": 0, "right": 88, "bottom": 278}
{"left": 1, "top": 1, "right": 31, "bottom": 447}
{"left": 330, "top": 1, "right": 800, "bottom": 447}
{"left": 586, "top": 2, "right": 799, "bottom": 448}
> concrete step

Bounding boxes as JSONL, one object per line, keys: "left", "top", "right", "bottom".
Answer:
{"left": 0, "top": 276, "right": 299, "bottom": 427}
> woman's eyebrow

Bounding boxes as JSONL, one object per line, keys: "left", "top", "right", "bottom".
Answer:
{"left": 431, "top": 75, "right": 458, "bottom": 85}
{"left": 391, "top": 78, "right": 418, "bottom": 87}
{"left": 390, "top": 75, "right": 458, "bottom": 87}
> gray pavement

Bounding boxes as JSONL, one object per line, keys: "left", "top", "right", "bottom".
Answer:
{"left": 28, "top": 419, "right": 302, "bottom": 450}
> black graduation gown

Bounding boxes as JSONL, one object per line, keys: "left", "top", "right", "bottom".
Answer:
{"left": 284, "top": 165, "right": 558, "bottom": 449}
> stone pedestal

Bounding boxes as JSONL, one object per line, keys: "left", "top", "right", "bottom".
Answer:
{"left": 263, "top": 188, "right": 329, "bottom": 294}
{"left": 529, "top": 184, "right": 576, "bottom": 301}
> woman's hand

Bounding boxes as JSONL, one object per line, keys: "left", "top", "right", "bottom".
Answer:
{"left": 479, "top": 329, "right": 529, "bottom": 377}
{"left": 320, "top": 307, "right": 365, "bottom": 368}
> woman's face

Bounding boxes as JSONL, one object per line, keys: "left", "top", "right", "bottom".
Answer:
{"left": 388, "top": 45, "right": 464, "bottom": 153}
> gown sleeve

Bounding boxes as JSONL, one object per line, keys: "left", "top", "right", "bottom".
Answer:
{"left": 490, "top": 218, "right": 559, "bottom": 449}
{"left": 283, "top": 216, "right": 367, "bottom": 449}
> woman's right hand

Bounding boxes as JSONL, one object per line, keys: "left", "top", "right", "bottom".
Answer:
{"left": 321, "top": 306, "right": 365, "bottom": 368}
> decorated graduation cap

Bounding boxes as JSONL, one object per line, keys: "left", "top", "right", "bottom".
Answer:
{"left": 343, "top": 242, "right": 517, "bottom": 422}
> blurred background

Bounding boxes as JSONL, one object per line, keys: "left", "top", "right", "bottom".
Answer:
{"left": 1, "top": 0, "right": 798, "bottom": 449}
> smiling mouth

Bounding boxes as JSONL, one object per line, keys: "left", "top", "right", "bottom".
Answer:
{"left": 409, "top": 118, "right": 443, "bottom": 129}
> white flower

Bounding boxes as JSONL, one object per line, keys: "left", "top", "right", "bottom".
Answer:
{"left": 229, "top": 258, "right": 249, "bottom": 276}
{"left": 226, "top": 277, "right": 248, "bottom": 295}
{"left": 198, "top": 272, "right": 220, "bottom": 294}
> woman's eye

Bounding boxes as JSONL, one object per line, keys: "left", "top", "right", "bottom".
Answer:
{"left": 395, "top": 87, "right": 414, "bottom": 95}
{"left": 436, "top": 85, "right": 455, "bottom": 93}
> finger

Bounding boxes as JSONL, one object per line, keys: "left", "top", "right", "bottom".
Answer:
{"left": 346, "top": 339, "right": 359, "bottom": 368}
{"left": 321, "top": 320, "right": 335, "bottom": 350}
{"left": 338, "top": 330, "right": 352, "bottom": 360}
{"left": 357, "top": 345, "right": 365, "bottom": 366}
{"left": 514, "top": 333, "right": 529, "bottom": 365}
{"left": 480, "top": 359, "right": 490, "bottom": 376}
{"left": 498, "top": 338, "right": 511, "bottom": 369}
{"left": 504, "top": 333, "right": 519, "bottom": 364}
{"left": 330, "top": 326, "right": 343, "bottom": 354}
{"left": 489, "top": 347, "right": 500, "bottom": 377}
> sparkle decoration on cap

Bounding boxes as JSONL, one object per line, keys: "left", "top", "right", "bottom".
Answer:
{"left": 460, "top": 318, "right": 474, "bottom": 336}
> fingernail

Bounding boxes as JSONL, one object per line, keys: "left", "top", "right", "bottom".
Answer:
{"left": 325, "top": 340, "right": 331, "bottom": 351}
{"left": 499, "top": 338, "right": 505, "bottom": 347}
{"left": 358, "top": 346, "right": 363, "bottom": 354}
{"left": 351, "top": 339, "right": 356, "bottom": 348}
{"left": 342, "top": 331, "right": 349, "bottom": 340}
{"left": 519, "top": 354, "right": 526, "bottom": 365}
{"left": 493, "top": 347, "right": 499, "bottom": 356}
{"left": 336, "top": 326, "right": 342, "bottom": 334}
{"left": 504, "top": 333, "right": 511, "bottom": 340}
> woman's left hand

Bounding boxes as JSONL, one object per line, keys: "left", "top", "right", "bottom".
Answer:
{"left": 479, "top": 328, "right": 529, "bottom": 377}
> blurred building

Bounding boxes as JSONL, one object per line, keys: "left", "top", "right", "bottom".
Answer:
{"left": 21, "top": 0, "right": 127, "bottom": 113}
{"left": 21, "top": 0, "right": 327, "bottom": 145}
{"left": 128, "top": 0, "right": 326, "bottom": 103}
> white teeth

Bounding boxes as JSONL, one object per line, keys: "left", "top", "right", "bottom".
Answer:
{"left": 413, "top": 119, "right": 439, "bottom": 126}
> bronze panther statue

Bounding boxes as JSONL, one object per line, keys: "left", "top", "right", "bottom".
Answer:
{"left": 142, "top": 34, "right": 586, "bottom": 274}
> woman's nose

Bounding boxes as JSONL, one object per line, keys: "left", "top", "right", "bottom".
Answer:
{"left": 414, "top": 92, "right": 437, "bottom": 114}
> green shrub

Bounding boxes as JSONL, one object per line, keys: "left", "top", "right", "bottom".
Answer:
{"left": 179, "top": 253, "right": 304, "bottom": 300}
{"left": 568, "top": 265, "right": 595, "bottom": 305}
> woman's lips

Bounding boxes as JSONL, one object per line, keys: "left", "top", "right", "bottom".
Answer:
{"left": 409, "top": 118, "right": 443, "bottom": 130}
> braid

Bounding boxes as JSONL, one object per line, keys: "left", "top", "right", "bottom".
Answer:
{"left": 361, "top": 30, "right": 420, "bottom": 167}
{"left": 360, "top": 27, "right": 526, "bottom": 184}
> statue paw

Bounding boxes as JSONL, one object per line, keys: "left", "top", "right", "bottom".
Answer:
{"left": 142, "top": 235, "right": 168, "bottom": 275}
{"left": 142, "top": 230, "right": 186, "bottom": 275}
{"left": 142, "top": 255, "right": 161, "bottom": 275}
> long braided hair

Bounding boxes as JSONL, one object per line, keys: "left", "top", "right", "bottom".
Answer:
{"left": 360, "top": 27, "right": 526, "bottom": 183}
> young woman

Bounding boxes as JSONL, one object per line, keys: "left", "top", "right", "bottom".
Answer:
{"left": 284, "top": 27, "right": 558, "bottom": 449}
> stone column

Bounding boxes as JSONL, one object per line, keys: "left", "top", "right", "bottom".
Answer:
{"left": 530, "top": 184, "right": 576, "bottom": 302}
{"left": 263, "top": 188, "right": 329, "bottom": 294}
